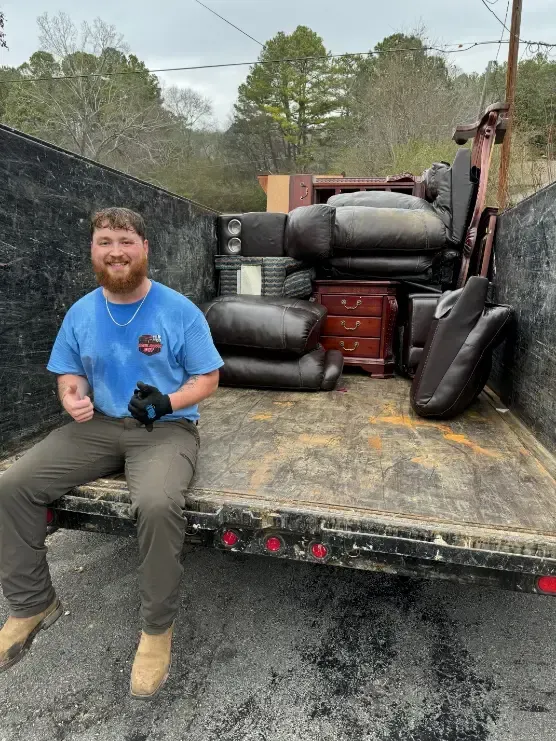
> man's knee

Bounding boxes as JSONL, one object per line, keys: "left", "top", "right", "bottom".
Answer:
{"left": 133, "top": 491, "right": 184, "bottom": 525}
{"left": 0, "top": 461, "right": 32, "bottom": 509}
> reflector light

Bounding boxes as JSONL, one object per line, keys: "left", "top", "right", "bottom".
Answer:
{"left": 46, "top": 508, "right": 54, "bottom": 525}
{"left": 311, "top": 543, "right": 328, "bottom": 560}
{"left": 221, "top": 530, "right": 239, "bottom": 547}
{"left": 537, "top": 576, "right": 556, "bottom": 594}
{"left": 265, "top": 536, "right": 283, "bottom": 553}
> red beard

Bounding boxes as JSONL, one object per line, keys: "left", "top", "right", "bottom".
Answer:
{"left": 93, "top": 253, "right": 148, "bottom": 294}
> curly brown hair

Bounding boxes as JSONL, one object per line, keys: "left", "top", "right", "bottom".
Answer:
{"left": 90, "top": 207, "right": 146, "bottom": 240}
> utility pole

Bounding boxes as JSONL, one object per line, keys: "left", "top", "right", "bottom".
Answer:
{"left": 497, "top": 0, "right": 523, "bottom": 209}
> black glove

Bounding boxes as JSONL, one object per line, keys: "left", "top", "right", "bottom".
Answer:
{"left": 128, "top": 381, "right": 172, "bottom": 431}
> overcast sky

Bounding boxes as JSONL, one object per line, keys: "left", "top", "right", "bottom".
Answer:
{"left": 1, "top": 0, "right": 554, "bottom": 124}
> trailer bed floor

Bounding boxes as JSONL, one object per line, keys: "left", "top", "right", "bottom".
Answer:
{"left": 190, "top": 375, "right": 556, "bottom": 535}
{"left": 3, "top": 375, "right": 556, "bottom": 538}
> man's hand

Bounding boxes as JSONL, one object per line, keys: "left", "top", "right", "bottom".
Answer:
{"left": 62, "top": 383, "right": 94, "bottom": 423}
{"left": 128, "top": 381, "right": 173, "bottom": 430}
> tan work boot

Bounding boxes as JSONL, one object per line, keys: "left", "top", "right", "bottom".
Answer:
{"left": 0, "top": 599, "right": 63, "bottom": 673}
{"left": 130, "top": 625, "right": 173, "bottom": 699}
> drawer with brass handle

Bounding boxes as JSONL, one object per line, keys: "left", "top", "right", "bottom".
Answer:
{"left": 324, "top": 316, "right": 381, "bottom": 338}
{"left": 320, "top": 294, "right": 383, "bottom": 317}
{"left": 312, "top": 280, "right": 398, "bottom": 377}
{"left": 320, "top": 337, "right": 380, "bottom": 358}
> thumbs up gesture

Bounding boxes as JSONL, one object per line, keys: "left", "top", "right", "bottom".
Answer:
{"left": 62, "top": 382, "right": 94, "bottom": 423}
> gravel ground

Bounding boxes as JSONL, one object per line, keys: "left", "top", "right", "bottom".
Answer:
{"left": 1, "top": 529, "right": 556, "bottom": 741}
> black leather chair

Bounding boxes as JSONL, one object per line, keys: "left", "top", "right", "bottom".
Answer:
{"left": 200, "top": 296, "right": 344, "bottom": 391}
{"left": 284, "top": 148, "right": 476, "bottom": 287}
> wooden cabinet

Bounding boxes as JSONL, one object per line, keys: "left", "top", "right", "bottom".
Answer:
{"left": 312, "top": 280, "right": 398, "bottom": 378}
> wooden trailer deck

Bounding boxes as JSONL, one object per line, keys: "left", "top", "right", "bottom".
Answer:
{"left": 3, "top": 376, "right": 556, "bottom": 555}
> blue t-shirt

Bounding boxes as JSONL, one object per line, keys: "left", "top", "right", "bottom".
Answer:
{"left": 47, "top": 280, "right": 224, "bottom": 421}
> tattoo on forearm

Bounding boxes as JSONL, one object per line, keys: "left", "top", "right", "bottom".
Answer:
{"left": 180, "top": 375, "right": 200, "bottom": 392}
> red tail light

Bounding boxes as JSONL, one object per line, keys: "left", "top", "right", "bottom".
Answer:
{"left": 311, "top": 543, "right": 328, "bottom": 560}
{"left": 265, "top": 536, "right": 283, "bottom": 553}
{"left": 537, "top": 576, "right": 556, "bottom": 594}
{"left": 46, "top": 508, "right": 54, "bottom": 525}
{"left": 221, "top": 530, "right": 240, "bottom": 547}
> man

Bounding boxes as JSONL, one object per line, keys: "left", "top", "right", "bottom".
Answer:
{"left": 0, "top": 207, "right": 223, "bottom": 699}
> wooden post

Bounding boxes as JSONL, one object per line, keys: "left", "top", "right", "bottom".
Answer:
{"left": 497, "top": 0, "right": 523, "bottom": 209}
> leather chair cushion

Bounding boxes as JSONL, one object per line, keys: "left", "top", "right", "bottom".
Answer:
{"left": 410, "top": 277, "right": 512, "bottom": 418}
{"left": 200, "top": 295, "right": 327, "bottom": 356}
{"left": 449, "top": 148, "right": 476, "bottom": 245}
{"left": 333, "top": 206, "right": 446, "bottom": 252}
{"left": 401, "top": 293, "right": 440, "bottom": 376}
{"left": 285, "top": 204, "right": 335, "bottom": 261}
{"left": 218, "top": 348, "right": 344, "bottom": 391}
{"left": 327, "top": 191, "right": 435, "bottom": 212}
{"left": 325, "top": 253, "right": 436, "bottom": 277}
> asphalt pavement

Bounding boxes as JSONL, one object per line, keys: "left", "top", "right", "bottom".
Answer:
{"left": 1, "top": 529, "right": 556, "bottom": 741}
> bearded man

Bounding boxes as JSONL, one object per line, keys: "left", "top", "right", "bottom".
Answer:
{"left": 0, "top": 207, "right": 223, "bottom": 698}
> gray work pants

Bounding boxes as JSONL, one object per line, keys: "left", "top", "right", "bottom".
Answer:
{"left": 0, "top": 412, "right": 199, "bottom": 634}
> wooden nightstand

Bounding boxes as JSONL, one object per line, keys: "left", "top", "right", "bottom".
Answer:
{"left": 312, "top": 280, "right": 398, "bottom": 378}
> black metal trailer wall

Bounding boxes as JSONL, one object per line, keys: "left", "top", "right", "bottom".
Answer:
{"left": 0, "top": 125, "right": 218, "bottom": 453}
{"left": 491, "top": 180, "right": 556, "bottom": 452}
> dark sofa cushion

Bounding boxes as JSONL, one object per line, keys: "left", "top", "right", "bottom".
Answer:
{"left": 218, "top": 348, "right": 344, "bottom": 391}
{"left": 410, "top": 277, "right": 512, "bottom": 418}
{"left": 241, "top": 212, "right": 287, "bottom": 256}
{"left": 325, "top": 253, "right": 436, "bottom": 278}
{"left": 285, "top": 204, "right": 335, "bottom": 260}
{"left": 333, "top": 206, "right": 446, "bottom": 252}
{"left": 423, "top": 149, "right": 475, "bottom": 246}
{"left": 327, "top": 191, "right": 436, "bottom": 212}
{"left": 449, "top": 148, "right": 476, "bottom": 245}
{"left": 200, "top": 295, "right": 327, "bottom": 356}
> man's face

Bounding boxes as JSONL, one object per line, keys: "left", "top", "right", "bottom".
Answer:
{"left": 91, "top": 225, "right": 149, "bottom": 294}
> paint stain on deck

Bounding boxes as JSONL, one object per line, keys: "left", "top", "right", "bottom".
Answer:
{"left": 248, "top": 433, "right": 339, "bottom": 492}
{"left": 368, "top": 436, "right": 383, "bottom": 451}
{"left": 297, "top": 434, "right": 339, "bottom": 447}
{"left": 251, "top": 413, "right": 273, "bottom": 421}
{"left": 411, "top": 456, "right": 436, "bottom": 469}
{"left": 370, "top": 415, "right": 502, "bottom": 459}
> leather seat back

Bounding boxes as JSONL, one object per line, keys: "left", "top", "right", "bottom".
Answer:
{"left": 449, "top": 148, "right": 476, "bottom": 245}
{"left": 333, "top": 206, "right": 446, "bottom": 252}
{"left": 328, "top": 191, "right": 434, "bottom": 211}
{"left": 200, "top": 295, "right": 327, "bottom": 356}
{"left": 423, "top": 148, "right": 475, "bottom": 246}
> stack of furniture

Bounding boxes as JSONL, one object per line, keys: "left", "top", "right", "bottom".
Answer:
{"left": 204, "top": 103, "right": 508, "bottom": 388}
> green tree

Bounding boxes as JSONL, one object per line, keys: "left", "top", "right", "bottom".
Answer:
{"left": 3, "top": 13, "right": 170, "bottom": 167}
{"left": 490, "top": 53, "right": 556, "bottom": 156}
{"left": 334, "top": 32, "right": 480, "bottom": 175}
{"left": 233, "top": 25, "right": 348, "bottom": 171}
{"left": 0, "top": 10, "right": 7, "bottom": 49}
{"left": 0, "top": 66, "right": 20, "bottom": 119}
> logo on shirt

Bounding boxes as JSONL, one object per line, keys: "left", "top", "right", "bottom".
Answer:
{"left": 138, "top": 334, "right": 162, "bottom": 355}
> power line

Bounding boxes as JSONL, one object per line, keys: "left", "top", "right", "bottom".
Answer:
{"left": 495, "top": 0, "right": 511, "bottom": 63}
{"left": 479, "top": 0, "right": 556, "bottom": 57}
{"left": 193, "top": 0, "right": 263, "bottom": 47}
{"left": 1, "top": 38, "right": 555, "bottom": 85}
{"left": 479, "top": 0, "right": 513, "bottom": 34}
